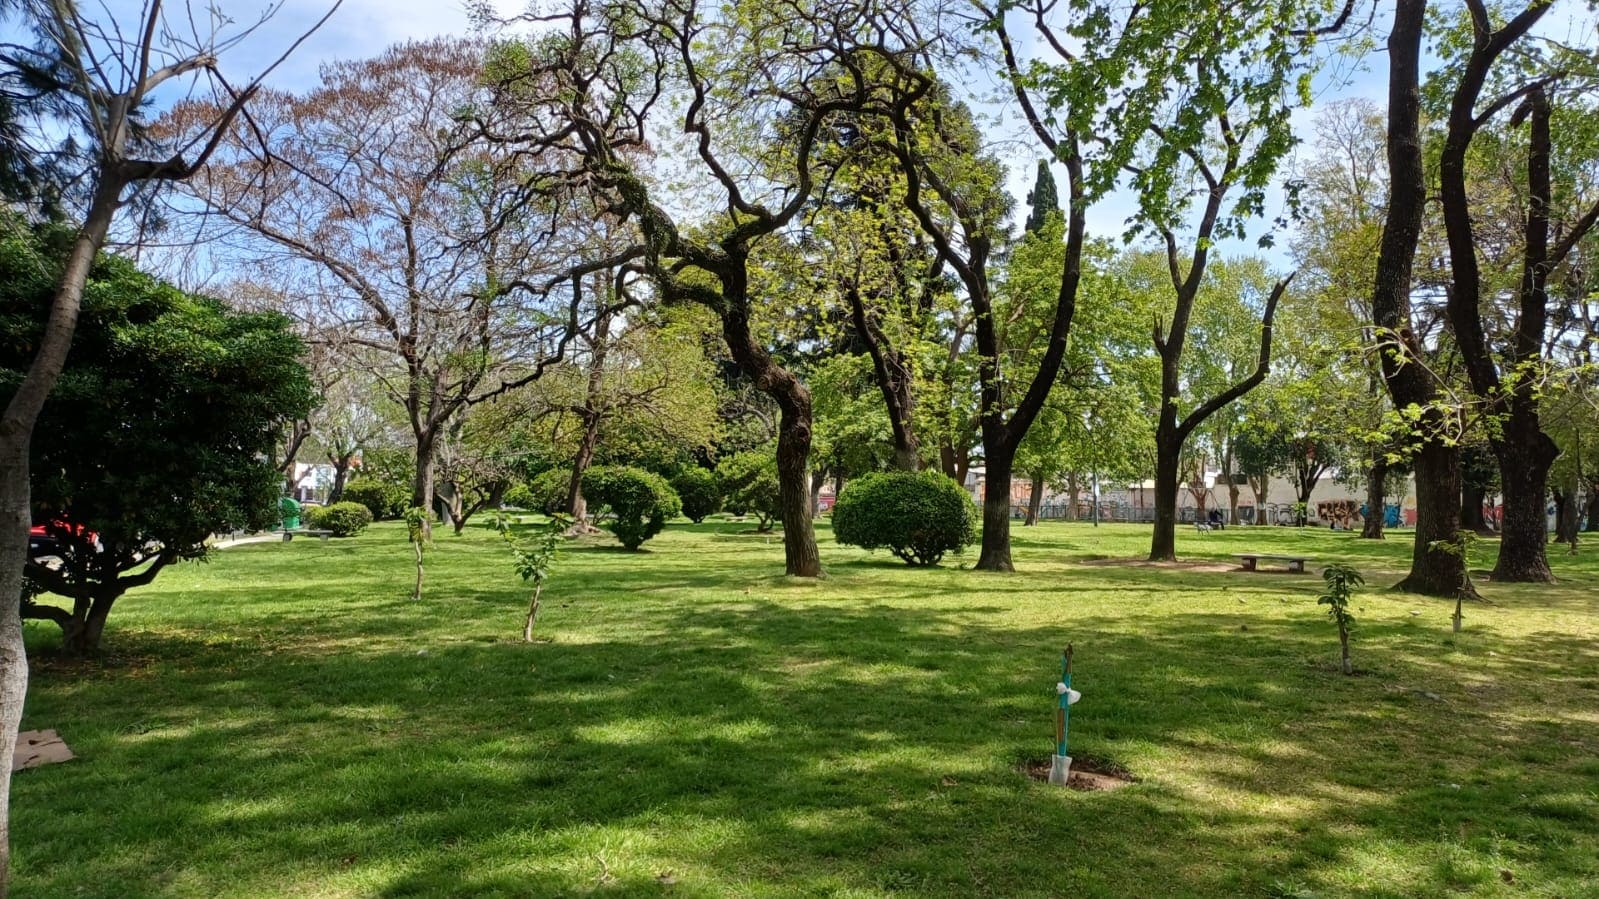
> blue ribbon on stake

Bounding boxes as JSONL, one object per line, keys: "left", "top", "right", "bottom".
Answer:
{"left": 1056, "top": 644, "right": 1074, "bottom": 757}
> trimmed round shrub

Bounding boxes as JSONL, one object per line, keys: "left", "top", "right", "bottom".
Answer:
{"left": 305, "top": 501, "right": 374, "bottom": 537}
{"left": 672, "top": 467, "right": 722, "bottom": 523}
{"left": 582, "top": 466, "right": 682, "bottom": 550}
{"left": 501, "top": 482, "right": 537, "bottom": 510}
{"left": 528, "top": 468, "right": 575, "bottom": 515}
{"left": 832, "top": 470, "right": 976, "bottom": 566}
{"left": 341, "top": 479, "right": 408, "bottom": 521}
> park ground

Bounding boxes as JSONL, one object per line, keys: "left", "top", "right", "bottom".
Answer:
{"left": 12, "top": 521, "right": 1599, "bottom": 898}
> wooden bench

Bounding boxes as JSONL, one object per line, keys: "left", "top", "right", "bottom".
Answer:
{"left": 282, "top": 529, "right": 333, "bottom": 542}
{"left": 1235, "top": 553, "right": 1310, "bottom": 573}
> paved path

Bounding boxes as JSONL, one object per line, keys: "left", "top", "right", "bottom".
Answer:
{"left": 211, "top": 534, "right": 282, "bottom": 550}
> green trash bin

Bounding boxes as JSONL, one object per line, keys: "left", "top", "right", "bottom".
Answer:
{"left": 279, "top": 496, "right": 302, "bottom": 530}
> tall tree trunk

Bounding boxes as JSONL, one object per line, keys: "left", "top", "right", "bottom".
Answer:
{"left": 810, "top": 468, "right": 826, "bottom": 518}
{"left": 977, "top": 447, "right": 1017, "bottom": 571}
{"left": 1066, "top": 475, "right": 1081, "bottom": 522}
{"left": 1024, "top": 474, "right": 1044, "bottom": 526}
{"left": 1492, "top": 417, "right": 1558, "bottom": 580}
{"left": 1554, "top": 486, "right": 1579, "bottom": 545}
{"left": 1399, "top": 441, "right": 1475, "bottom": 598}
{"left": 1370, "top": 0, "right": 1474, "bottom": 599}
{"left": 1361, "top": 453, "right": 1387, "bottom": 539}
{"left": 1585, "top": 480, "right": 1599, "bottom": 533}
{"left": 848, "top": 288, "right": 920, "bottom": 471}
{"left": 1150, "top": 434, "right": 1181, "bottom": 561}
{"left": 565, "top": 411, "right": 601, "bottom": 525}
{"left": 714, "top": 268, "right": 820, "bottom": 578}
{"left": 1460, "top": 480, "right": 1487, "bottom": 534}
{"left": 0, "top": 174, "right": 123, "bottom": 890}
{"left": 1250, "top": 478, "right": 1268, "bottom": 526}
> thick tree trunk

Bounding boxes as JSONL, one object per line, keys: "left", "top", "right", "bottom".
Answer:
{"left": 1554, "top": 487, "right": 1579, "bottom": 546}
{"left": 1491, "top": 423, "right": 1558, "bottom": 581}
{"left": 976, "top": 448, "right": 1017, "bottom": 571}
{"left": 1585, "top": 481, "right": 1599, "bottom": 533}
{"left": 1149, "top": 436, "right": 1181, "bottom": 561}
{"left": 1397, "top": 442, "right": 1476, "bottom": 598}
{"left": 1361, "top": 454, "right": 1387, "bottom": 539}
{"left": 1371, "top": 1, "right": 1474, "bottom": 600}
{"left": 1024, "top": 474, "right": 1044, "bottom": 526}
{"left": 774, "top": 399, "right": 820, "bottom": 577}
{"left": 1227, "top": 481, "right": 1240, "bottom": 526}
{"left": 1250, "top": 480, "right": 1268, "bottom": 526}
{"left": 1461, "top": 480, "right": 1487, "bottom": 534}
{"left": 810, "top": 468, "right": 826, "bottom": 518}
{"left": 1067, "top": 477, "right": 1081, "bottom": 523}
{"left": 0, "top": 173, "right": 122, "bottom": 891}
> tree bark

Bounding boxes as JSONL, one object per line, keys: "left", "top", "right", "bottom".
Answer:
{"left": 1066, "top": 476, "right": 1081, "bottom": 523}
{"left": 977, "top": 448, "right": 1017, "bottom": 571}
{"left": 848, "top": 287, "right": 920, "bottom": 471}
{"left": 1150, "top": 435, "right": 1182, "bottom": 560}
{"left": 1461, "top": 480, "right": 1488, "bottom": 535}
{"left": 1490, "top": 413, "right": 1559, "bottom": 579}
{"left": 0, "top": 173, "right": 123, "bottom": 891}
{"left": 329, "top": 454, "right": 354, "bottom": 504}
{"left": 1370, "top": 0, "right": 1475, "bottom": 599}
{"left": 810, "top": 468, "right": 826, "bottom": 518}
{"left": 1554, "top": 486, "right": 1579, "bottom": 546}
{"left": 1585, "top": 480, "right": 1599, "bottom": 533}
{"left": 411, "top": 429, "right": 438, "bottom": 539}
{"left": 1398, "top": 441, "right": 1475, "bottom": 598}
{"left": 1361, "top": 453, "right": 1387, "bottom": 539}
{"left": 1024, "top": 474, "right": 1044, "bottom": 526}
{"left": 523, "top": 583, "right": 542, "bottom": 642}
{"left": 564, "top": 411, "right": 601, "bottom": 524}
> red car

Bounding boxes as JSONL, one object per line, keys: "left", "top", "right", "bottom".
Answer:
{"left": 28, "top": 520, "right": 97, "bottom": 560}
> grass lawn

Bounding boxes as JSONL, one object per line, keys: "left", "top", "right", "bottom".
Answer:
{"left": 13, "top": 519, "right": 1599, "bottom": 897}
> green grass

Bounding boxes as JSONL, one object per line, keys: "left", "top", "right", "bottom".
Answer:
{"left": 14, "top": 520, "right": 1599, "bottom": 898}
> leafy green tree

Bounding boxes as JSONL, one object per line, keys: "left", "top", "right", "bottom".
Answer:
{"left": 2, "top": 234, "right": 314, "bottom": 654}
{"left": 672, "top": 468, "right": 723, "bottom": 524}
{"left": 718, "top": 450, "right": 784, "bottom": 533}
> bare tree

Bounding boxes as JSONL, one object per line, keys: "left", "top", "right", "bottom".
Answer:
{"left": 176, "top": 39, "right": 624, "bottom": 535}
{"left": 0, "top": 1, "right": 337, "bottom": 890}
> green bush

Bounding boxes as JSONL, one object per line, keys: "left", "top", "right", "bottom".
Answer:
{"left": 582, "top": 466, "right": 682, "bottom": 550}
{"left": 528, "top": 468, "right": 575, "bottom": 515}
{"left": 501, "top": 482, "right": 537, "bottom": 510}
{"left": 832, "top": 470, "right": 976, "bottom": 566}
{"left": 717, "top": 451, "right": 781, "bottom": 531}
{"left": 305, "top": 501, "right": 374, "bottom": 537}
{"left": 341, "top": 479, "right": 408, "bottom": 521}
{"left": 672, "top": 467, "right": 722, "bottom": 523}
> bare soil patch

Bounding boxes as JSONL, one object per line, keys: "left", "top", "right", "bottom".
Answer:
{"left": 1020, "top": 754, "right": 1137, "bottom": 791}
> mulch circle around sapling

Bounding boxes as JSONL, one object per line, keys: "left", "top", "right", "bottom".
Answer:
{"left": 1019, "top": 754, "right": 1136, "bottom": 791}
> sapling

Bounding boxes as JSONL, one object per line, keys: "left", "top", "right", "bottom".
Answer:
{"left": 1317, "top": 563, "right": 1363, "bottom": 675}
{"left": 1429, "top": 530, "right": 1475, "bottom": 631}
{"left": 496, "top": 514, "right": 564, "bottom": 641}
{"left": 404, "top": 506, "right": 431, "bottom": 601}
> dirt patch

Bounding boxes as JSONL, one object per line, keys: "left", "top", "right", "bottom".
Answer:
{"left": 1078, "top": 557, "right": 1237, "bottom": 573}
{"left": 1020, "top": 754, "right": 1137, "bottom": 791}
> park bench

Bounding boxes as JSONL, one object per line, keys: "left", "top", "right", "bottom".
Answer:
{"left": 281, "top": 529, "right": 333, "bottom": 542}
{"left": 1234, "top": 553, "right": 1310, "bottom": 573}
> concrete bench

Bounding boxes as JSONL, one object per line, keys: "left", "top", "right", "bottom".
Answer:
{"left": 1235, "top": 553, "right": 1310, "bottom": 573}
{"left": 282, "top": 529, "right": 333, "bottom": 542}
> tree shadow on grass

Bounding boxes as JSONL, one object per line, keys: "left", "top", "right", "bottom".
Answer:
{"left": 15, "top": 588, "right": 1599, "bottom": 897}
